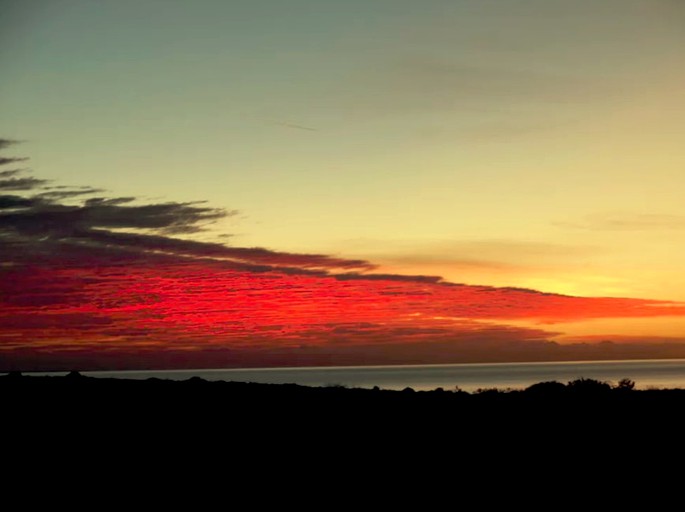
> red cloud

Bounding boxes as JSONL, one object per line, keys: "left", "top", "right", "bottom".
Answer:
{"left": 2, "top": 258, "right": 684, "bottom": 370}
{"left": 2, "top": 154, "right": 685, "bottom": 371}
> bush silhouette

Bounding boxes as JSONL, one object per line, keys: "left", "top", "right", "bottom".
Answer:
{"left": 525, "top": 380, "right": 566, "bottom": 395}
{"left": 615, "top": 378, "right": 635, "bottom": 391}
{"left": 566, "top": 378, "right": 611, "bottom": 393}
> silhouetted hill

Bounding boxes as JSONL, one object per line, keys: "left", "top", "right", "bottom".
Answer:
{"left": 3, "top": 373, "right": 684, "bottom": 419}
{"left": 3, "top": 373, "right": 683, "bottom": 460}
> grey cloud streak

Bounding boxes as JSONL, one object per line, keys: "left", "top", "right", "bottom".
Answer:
{"left": 0, "top": 139, "right": 20, "bottom": 150}
{"left": 0, "top": 176, "right": 50, "bottom": 190}
{"left": 0, "top": 156, "right": 28, "bottom": 167}
{"left": 0, "top": 142, "right": 376, "bottom": 274}
{"left": 0, "top": 169, "right": 25, "bottom": 177}
{"left": 0, "top": 177, "right": 375, "bottom": 272}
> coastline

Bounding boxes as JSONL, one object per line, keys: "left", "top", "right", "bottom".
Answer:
{"left": 10, "top": 358, "right": 685, "bottom": 392}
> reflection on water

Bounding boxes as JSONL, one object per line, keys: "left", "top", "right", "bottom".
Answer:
{"left": 30, "top": 359, "right": 685, "bottom": 392}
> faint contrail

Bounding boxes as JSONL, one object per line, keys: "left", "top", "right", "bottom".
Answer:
{"left": 274, "top": 121, "right": 317, "bottom": 131}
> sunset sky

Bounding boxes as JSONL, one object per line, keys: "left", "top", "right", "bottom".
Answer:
{"left": 2, "top": 0, "right": 685, "bottom": 370}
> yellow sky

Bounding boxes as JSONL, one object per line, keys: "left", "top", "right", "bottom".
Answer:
{"left": 2, "top": 0, "right": 684, "bottom": 303}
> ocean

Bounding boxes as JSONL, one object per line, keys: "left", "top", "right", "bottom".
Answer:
{"left": 25, "top": 358, "right": 685, "bottom": 392}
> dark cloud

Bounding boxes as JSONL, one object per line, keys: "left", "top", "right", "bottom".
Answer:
{"left": 0, "top": 148, "right": 375, "bottom": 274}
{"left": 0, "top": 199, "right": 228, "bottom": 236}
{"left": 84, "top": 197, "right": 136, "bottom": 206}
{"left": 0, "top": 169, "right": 25, "bottom": 178}
{"left": 0, "top": 176, "right": 49, "bottom": 190}
{"left": 34, "top": 187, "right": 104, "bottom": 200}
{"left": 0, "top": 139, "right": 20, "bottom": 150}
{"left": 337, "top": 272, "right": 443, "bottom": 283}
{"left": 0, "top": 156, "right": 28, "bottom": 166}
{"left": 7, "top": 326, "right": 685, "bottom": 372}
{"left": 0, "top": 166, "right": 229, "bottom": 238}
{"left": 62, "top": 230, "right": 376, "bottom": 271}
{"left": 0, "top": 195, "right": 35, "bottom": 209}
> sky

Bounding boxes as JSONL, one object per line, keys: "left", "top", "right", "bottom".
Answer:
{"left": 1, "top": 0, "right": 685, "bottom": 370}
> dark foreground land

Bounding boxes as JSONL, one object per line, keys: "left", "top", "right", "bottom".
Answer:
{"left": 5, "top": 372, "right": 685, "bottom": 460}
{"left": 4, "top": 372, "right": 685, "bottom": 426}
{"left": 4, "top": 372, "right": 685, "bottom": 418}
{"left": 6, "top": 373, "right": 682, "bottom": 498}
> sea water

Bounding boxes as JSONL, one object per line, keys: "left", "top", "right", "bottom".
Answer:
{"left": 29, "top": 359, "right": 685, "bottom": 392}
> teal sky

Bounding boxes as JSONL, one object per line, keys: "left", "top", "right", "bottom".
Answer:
{"left": 2, "top": 0, "right": 685, "bottom": 307}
